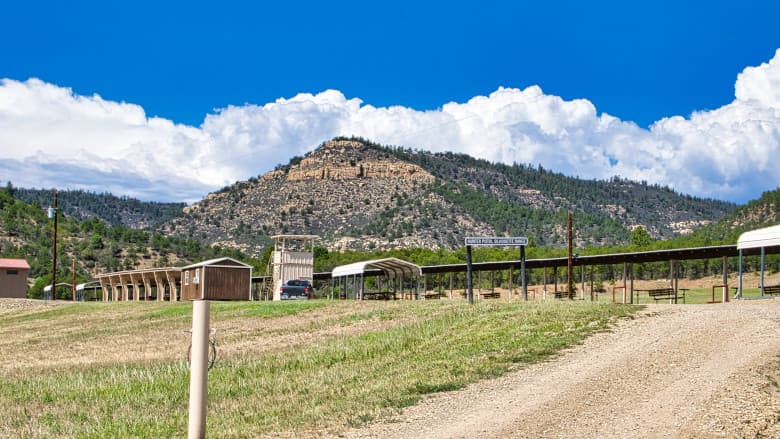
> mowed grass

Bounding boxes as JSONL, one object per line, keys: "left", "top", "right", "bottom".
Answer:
{"left": 0, "top": 299, "right": 636, "bottom": 438}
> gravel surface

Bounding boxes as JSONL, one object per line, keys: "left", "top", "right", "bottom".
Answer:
{"left": 0, "top": 298, "right": 66, "bottom": 316}
{"left": 344, "top": 300, "right": 780, "bottom": 438}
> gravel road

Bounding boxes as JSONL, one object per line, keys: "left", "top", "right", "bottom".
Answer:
{"left": 345, "top": 300, "right": 780, "bottom": 438}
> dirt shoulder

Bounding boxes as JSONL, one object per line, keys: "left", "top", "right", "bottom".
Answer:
{"left": 345, "top": 300, "right": 780, "bottom": 438}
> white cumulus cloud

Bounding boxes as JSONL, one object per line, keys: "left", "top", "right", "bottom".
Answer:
{"left": 1, "top": 48, "right": 780, "bottom": 203}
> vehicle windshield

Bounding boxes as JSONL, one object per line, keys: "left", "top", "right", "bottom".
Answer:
{"left": 287, "top": 280, "right": 310, "bottom": 286}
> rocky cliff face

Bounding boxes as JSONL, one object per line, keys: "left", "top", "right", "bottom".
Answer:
{"left": 168, "top": 139, "right": 490, "bottom": 255}
{"left": 286, "top": 140, "right": 435, "bottom": 183}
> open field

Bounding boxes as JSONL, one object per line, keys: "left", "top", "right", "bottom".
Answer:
{"left": 0, "top": 298, "right": 634, "bottom": 438}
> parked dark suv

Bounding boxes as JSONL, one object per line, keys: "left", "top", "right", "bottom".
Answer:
{"left": 280, "top": 279, "right": 313, "bottom": 300}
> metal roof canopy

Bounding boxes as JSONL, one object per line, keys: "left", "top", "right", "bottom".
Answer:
{"left": 737, "top": 224, "right": 780, "bottom": 298}
{"left": 182, "top": 257, "right": 252, "bottom": 269}
{"left": 313, "top": 244, "right": 780, "bottom": 281}
{"left": 43, "top": 282, "right": 73, "bottom": 292}
{"left": 737, "top": 224, "right": 780, "bottom": 250}
{"left": 332, "top": 258, "right": 421, "bottom": 279}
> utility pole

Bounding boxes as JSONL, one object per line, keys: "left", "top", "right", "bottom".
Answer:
{"left": 466, "top": 245, "right": 474, "bottom": 304}
{"left": 49, "top": 189, "right": 58, "bottom": 301}
{"left": 72, "top": 260, "right": 76, "bottom": 302}
{"left": 567, "top": 211, "right": 574, "bottom": 299}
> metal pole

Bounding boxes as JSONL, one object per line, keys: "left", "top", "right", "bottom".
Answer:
{"left": 521, "top": 245, "right": 527, "bottom": 301}
{"left": 508, "top": 266, "right": 513, "bottom": 300}
{"left": 590, "top": 265, "right": 594, "bottom": 302}
{"left": 671, "top": 260, "right": 677, "bottom": 304}
{"left": 722, "top": 256, "right": 729, "bottom": 303}
{"left": 761, "top": 247, "right": 766, "bottom": 297}
{"left": 466, "top": 245, "right": 474, "bottom": 304}
{"left": 622, "top": 263, "right": 627, "bottom": 304}
{"left": 738, "top": 249, "right": 743, "bottom": 298}
{"left": 188, "top": 300, "right": 210, "bottom": 439}
{"left": 50, "top": 189, "right": 58, "bottom": 301}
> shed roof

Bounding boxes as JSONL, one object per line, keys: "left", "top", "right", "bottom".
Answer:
{"left": 331, "top": 258, "right": 421, "bottom": 278}
{"left": 0, "top": 258, "right": 30, "bottom": 270}
{"left": 737, "top": 224, "right": 780, "bottom": 250}
{"left": 182, "top": 257, "right": 252, "bottom": 269}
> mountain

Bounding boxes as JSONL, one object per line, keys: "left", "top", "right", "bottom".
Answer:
{"left": 688, "top": 188, "right": 780, "bottom": 243}
{"left": 11, "top": 187, "right": 185, "bottom": 229}
{"left": 164, "top": 137, "right": 736, "bottom": 255}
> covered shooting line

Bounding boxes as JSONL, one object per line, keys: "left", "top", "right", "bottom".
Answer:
{"left": 95, "top": 267, "right": 182, "bottom": 302}
{"left": 315, "top": 244, "right": 780, "bottom": 303}
{"left": 329, "top": 258, "right": 422, "bottom": 300}
{"left": 737, "top": 224, "right": 780, "bottom": 298}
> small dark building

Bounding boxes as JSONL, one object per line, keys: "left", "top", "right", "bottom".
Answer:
{"left": 180, "top": 257, "right": 252, "bottom": 301}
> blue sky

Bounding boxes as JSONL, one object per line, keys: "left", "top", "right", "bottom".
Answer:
{"left": 1, "top": 1, "right": 780, "bottom": 203}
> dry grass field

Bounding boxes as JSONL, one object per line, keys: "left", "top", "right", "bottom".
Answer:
{"left": 0, "top": 297, "right": 634, "bottom": 438}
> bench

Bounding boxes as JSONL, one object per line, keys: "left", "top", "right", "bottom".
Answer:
{"left": 553, "top": 290, "right": 572, "bottom": 299}
{"left": 423, "top": 292, "right": 442, "bottom": 300}
{"left": 763, "top": 285, "right": 780, "bottom": 295}
{"left": 459, "top": 291, "right": 500, "bottom": 299}
{"left": 362, "top": 291, "right": 396, "bottom": 300}
{"left": 647, "top": 288, "right": 683, "bottom": 303}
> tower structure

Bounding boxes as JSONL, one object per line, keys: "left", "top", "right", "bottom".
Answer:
{"left": 270, "top": 235, "right": 318, "bottom": 301}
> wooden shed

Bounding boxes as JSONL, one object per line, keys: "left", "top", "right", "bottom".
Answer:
{"left": 0, "top": 258, "right": 31, "bottom": 298}
{"left": 180, "top": 257, "right": 252, "bottom": 301}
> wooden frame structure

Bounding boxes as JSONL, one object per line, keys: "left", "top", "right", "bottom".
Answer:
{"left": 270, "top": 235, "right": 317, "bottom": 301}
{"left": 96, "top": 267, "right": 182, "bottom": 302}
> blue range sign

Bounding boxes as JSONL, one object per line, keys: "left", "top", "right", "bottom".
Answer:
{"left": 464, "top": 237, "right": 528, "bottom": 246}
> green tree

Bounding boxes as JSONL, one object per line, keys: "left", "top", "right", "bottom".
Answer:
{"left": 630, "top": 226, "right": 652, "bottom": 248}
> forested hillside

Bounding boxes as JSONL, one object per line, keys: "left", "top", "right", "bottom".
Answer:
{"left": 379, "top": 139, "right": 735, "bottom": 242}
{"left": 10, "top": 185, "right": 185, "bottom": 229}
{"left": 0, "top": 187, "right": 257, "bottom": 298}
{"left": 688, "top": 188, "right": 780, "bottom": 243}
{"left": 168, "top": 137, "right": 736, "bottom": 254}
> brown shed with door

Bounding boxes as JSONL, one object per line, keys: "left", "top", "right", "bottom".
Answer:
{"left": 180, "top": 257, "right": 252, "bottom": 301}
{"left": 0, "top": 259, "right": 31, "bottom": 298}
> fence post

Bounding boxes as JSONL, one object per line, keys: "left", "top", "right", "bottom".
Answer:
{"left": 188, "top": 300, "right": 210, "bottom": 439}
